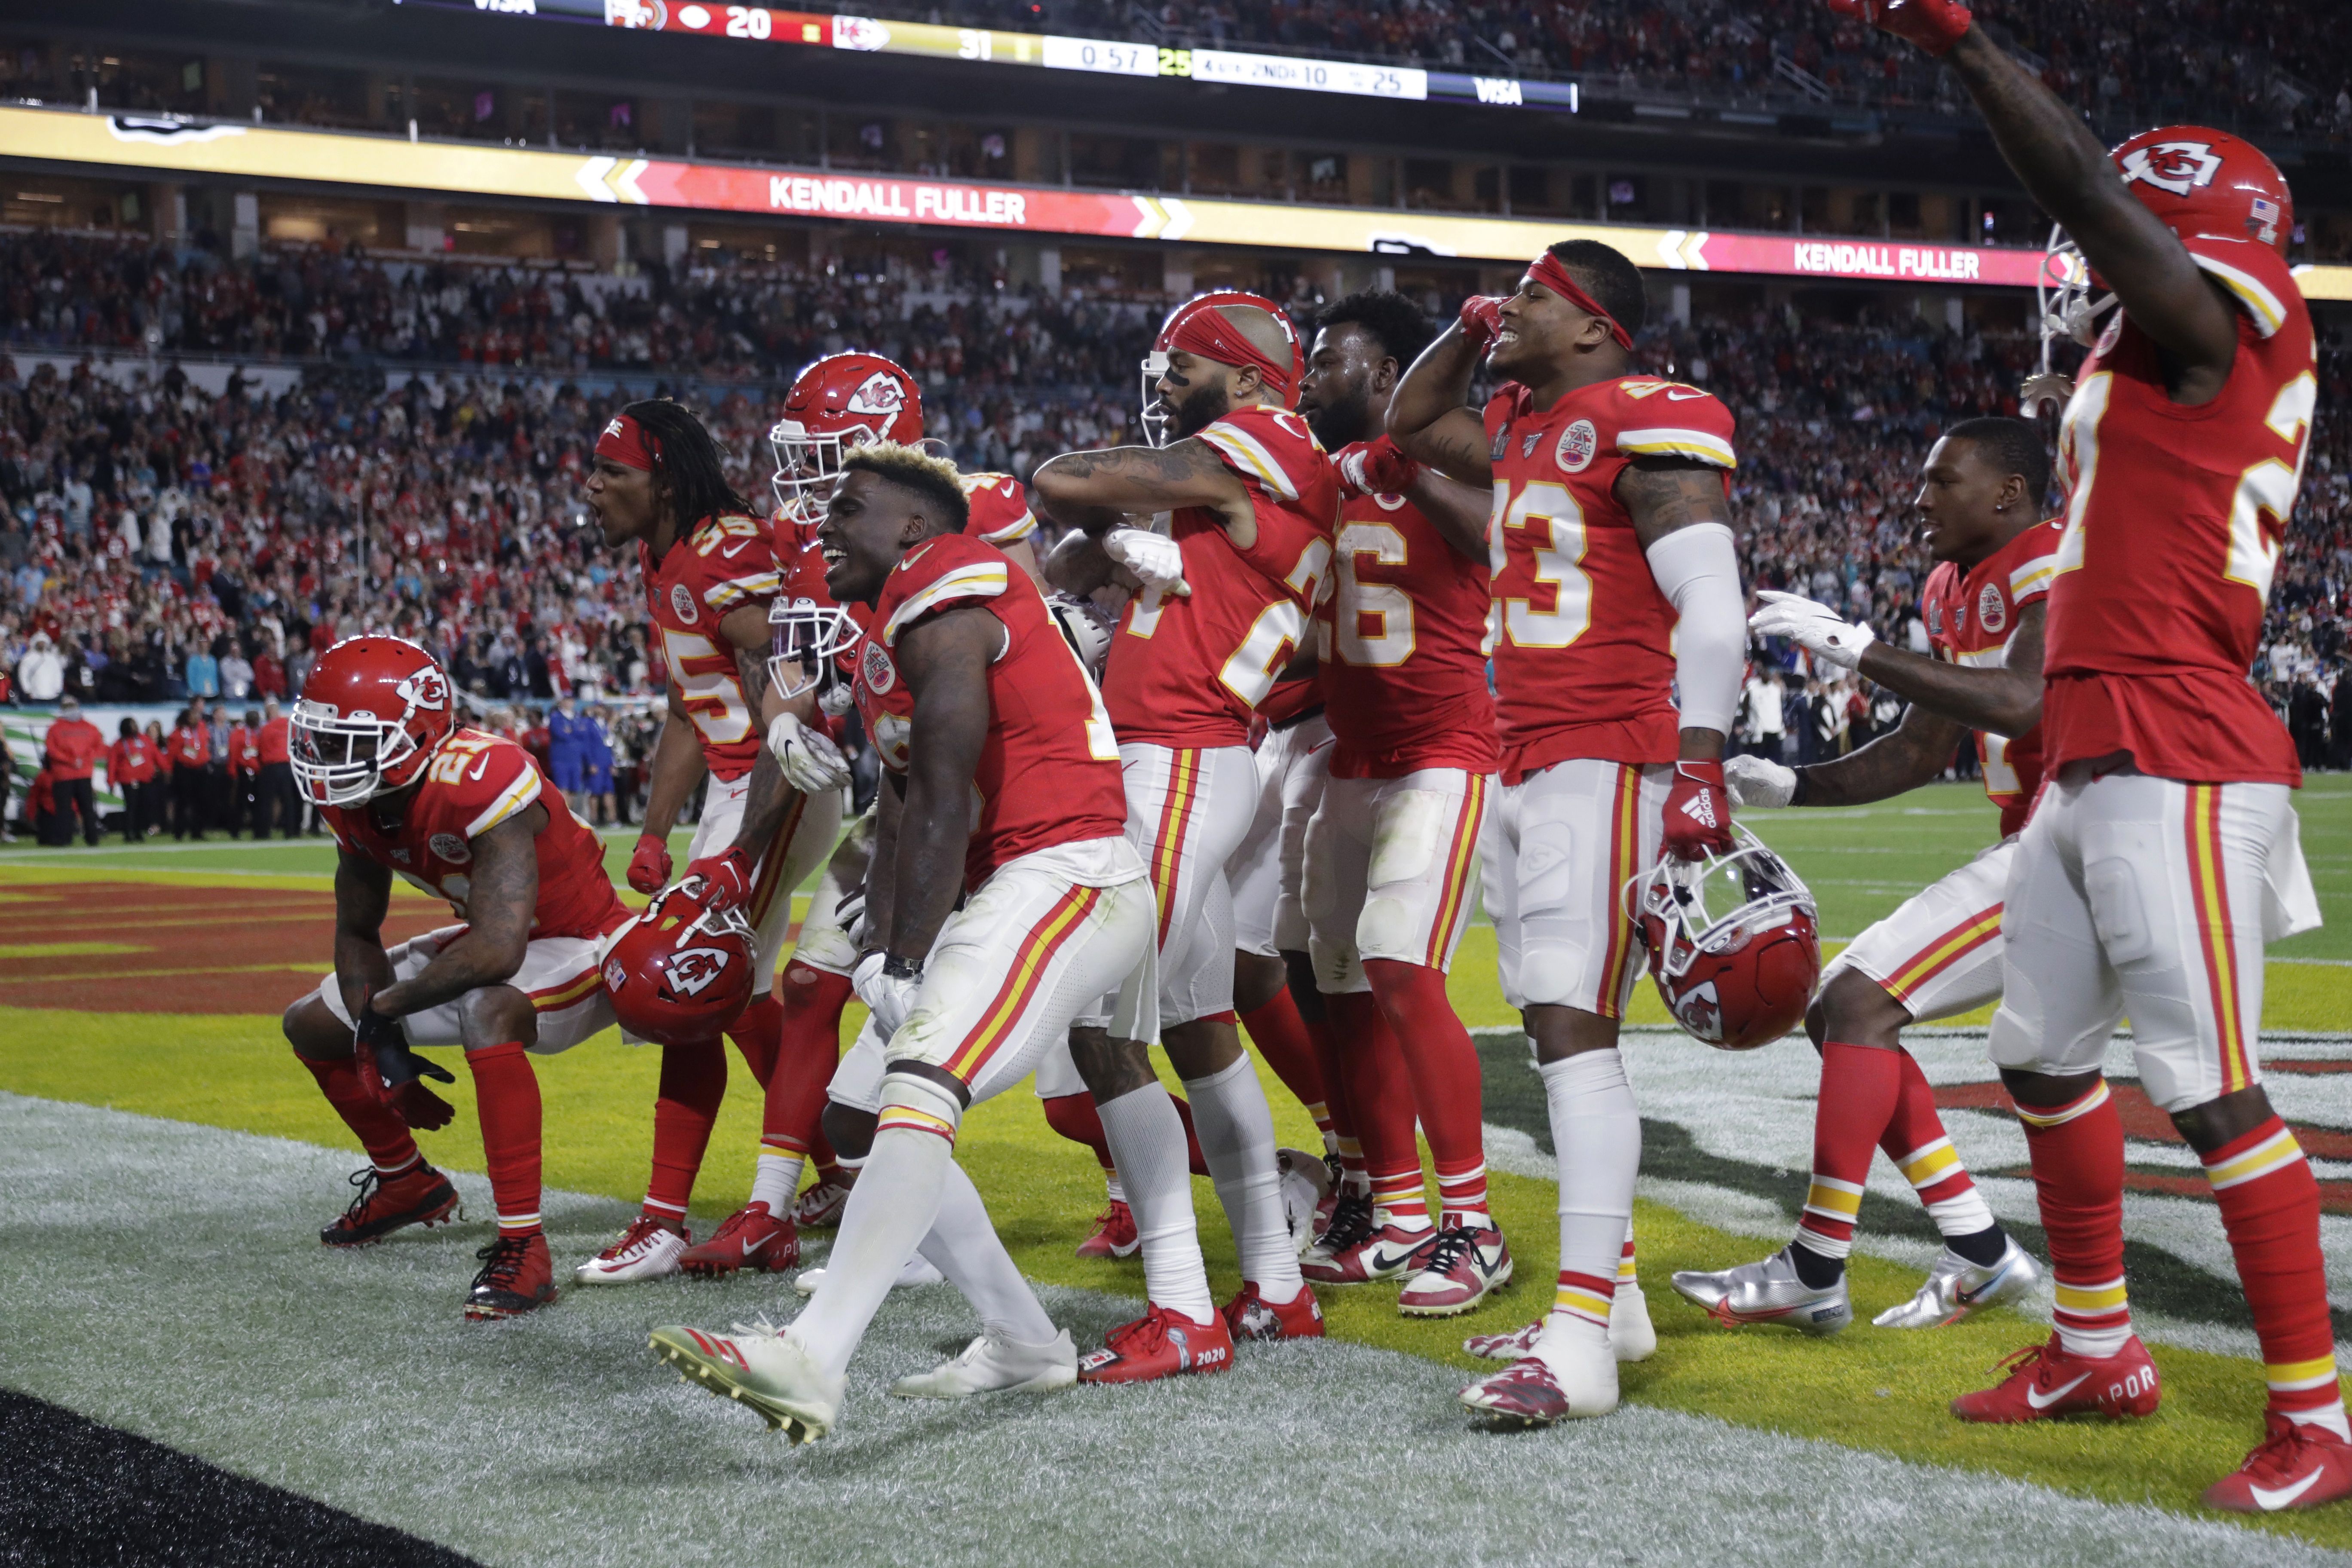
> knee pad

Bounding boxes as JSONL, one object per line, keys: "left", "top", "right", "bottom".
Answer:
{"left": 1367, "top": 789, "right": 1446, "bottom": 887}
{"left": 2082, "top": 854, "right": 2156, "bottom": 967}
{"left": 876, "top": 1070, "right": 966, "bottom": 1145}
{"left": 1309, "top": 931, "right": 1366, "bottom": 995}
{"left": 1356, "top": 895, "right": 1416, "bottom": 962}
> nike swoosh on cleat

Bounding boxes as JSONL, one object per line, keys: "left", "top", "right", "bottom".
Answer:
{"left": 742, "top": 1236, "right": 765, "bottom": 1256}
{"left": 1954, "top": 1263, "right": 2009, "bottom": 1306}
{"left": 1366, "top": 1246, "right": 1426, "bottom": 1272}
{"left": 2251, "top": 1470, "right": 2326, "bottom": 1510}
{"left": 2025, "top": 1372, "right": 2092, "bottom": 1410}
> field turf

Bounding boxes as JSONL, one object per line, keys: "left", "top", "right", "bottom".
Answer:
{"left": 2, "top": 778, "right": 2349, "bottom": 1565}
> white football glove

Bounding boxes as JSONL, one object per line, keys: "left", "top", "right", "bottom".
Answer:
{"left": 1102, "top": 526, "right": 1190, "bottom": 597}
{"left": 766, "top": 711, "right": 852, "bottom": 794}
{"left": 851, "top": 949, "right": 923, "bottom": 1042}
{"left": 1724, "top": 754, "right": 1799, "bottom": 809}
{"left": 1749, "top": 590, "right": 1877, "bottom": 670}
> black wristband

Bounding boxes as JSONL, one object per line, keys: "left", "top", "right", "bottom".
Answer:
{"left": 1789, "top": 766, "right": 1811, "bottom": 807}
{"left": 882, "top": 952, "right": 923, "bottom": 980}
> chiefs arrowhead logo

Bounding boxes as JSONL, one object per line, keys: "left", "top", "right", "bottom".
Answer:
{"left": 662, "top": 946, "right": 733, "bottom": 1000}
{"left": 848, "top": 371, "right": 906, "bottom": 417}
{"left": 394, "top": 667, "right": 449, "bottom": 712}
{"left": 2120, "top": 141, "right": 2221, "bottom": 197}
{"left": 1672, "top": 979, "right": 1725, "bottom": 1042}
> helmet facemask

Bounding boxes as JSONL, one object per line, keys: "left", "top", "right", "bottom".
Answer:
{"left": 1139, "top": 349, "right": 1175, "bottom": 448}
{"left": 769, "top": 418, "right": 885, "bottom": 525}
{"left": 290, "top": 702, "right": 413, "bottom": 806}
{"left": 768, "top": 597, "right": 861, "bottom": 715}
{"left": 2024, "top": 224, "right": 2114, "bottom": 414}
{"left": 1624, "top": 826, "right": 1817, "bottom": 983}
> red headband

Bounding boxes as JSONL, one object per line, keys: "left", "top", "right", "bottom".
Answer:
{"left": 1526, "top": 251, "right": 1635, "bottom": 351}
{"left": 1168, "top": 306, "right": 1298, "bottom": 402}
{"left": 596, "top": 413, "right": 661, "bottom": 472}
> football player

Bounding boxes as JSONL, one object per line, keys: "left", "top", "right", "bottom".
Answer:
{"left": 651, "top": 443, "right": 1155, "bottom": 1441}
{"left": 1670, "top": 417, "right": 2053, "bottom": 1333}
{"left": 1030, "top": 292, "right": 1338, "bottom": 1379}
{"left": 1391, "top": 240, "right": 1749, "bottom": 1424}
{"left": 1289, "top": 290, "right": 1516, "bottom": 1317}
{"left": 580, "top": 400, "right": 841, "bottom": 1284}
{"left": 1844, "top": 0, "right": 2336, "bottom": 1509}
{"left": 282, "top": 636, "right": 630, "bottom": 1320}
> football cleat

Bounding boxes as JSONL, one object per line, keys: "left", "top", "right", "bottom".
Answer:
{"left": 1300, "top": 1216, "right": 1436, "bottom": 1286}
{"left": 678, "top": 1201, "right": 800, "bottom": 1277}
{"left": 792, "top": 1253, "right": 945, "bottom": 1295}
{"left": 464, "top": 1233, "right": 557, "bottom": 1320}
{"left": 1075, "top": 1199, "right": 1140, "bottom": 1260}
{"left": 1463, "top": 1319, "right": 1542, "bottom": 1361}
{"left": 1221, "top": 1281, "right": 1326, "bottom": 1342}
{"left": 889, "top": 1329, "right": 1079, "bottom": 1399}
{"left": 1670, "top": 1246, "right": 1852, "bottom": 1336}
{"left": 649, "top": 1320, "right": 843, "bottom": 1443}
{"left": 1874, "top": 1237, "right": 2042, "bottom": 1329}
{"left": 1398, "top": 1224, "right": 1513, "bottom": 1317}
{"left": 791, "top": 1176, "right": 855, "bottom": 1230}
{"left": 1460, "top": 1331, "right": 1619, "bottom": 1427}
{"left": 1076, "top": 1304, "right": 1235, "bottom": 1384}
{"left": 2204, "top": 1414, "right": 2352, "bottom": 1513}
{"left": 1951, "top": 1334, "right": 2161, "bottom": 1424}
{"left": 1611, "top": 1281, "right": 1657, "bottom": 1362}
{"left": 573, "top": 1214, "right": 689, "bottom": 1285}
{"left": 1302, "top": 1193, "right": 1372, "bottom": 1268}
{"left": 319, "top": 1163, "right": 459, "bottom": 1247}
{"left": 1276, "top": 1147, "right": 1333, "bottom": 1256}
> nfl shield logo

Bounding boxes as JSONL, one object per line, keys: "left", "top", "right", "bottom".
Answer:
{"left": 1520, "top": 431, "right": 1542, "bottom": 459}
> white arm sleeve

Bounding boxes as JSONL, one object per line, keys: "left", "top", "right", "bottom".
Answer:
{"left": 1644, "top": 521, "right": 1745, "bottom": 737}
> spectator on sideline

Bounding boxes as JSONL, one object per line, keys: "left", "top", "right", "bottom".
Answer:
{"left": 204, "top": 702, "right": 233, "bottom": 833}
{"left": 0, "top": 723, "right": 14, "bottom": 842}
{"left": 585, "top": 703, "right": 617, "bottom": 828}
{"left": 26, "top": 764, "right": 63, "bottom": 847}
{"left": 545, "top": 691, "right": 593, "bottom": 817}
{"left": 145, "top": 720, "right": 171, "bottom": 834}
{"left": 41, "top": 694, "right": 104, "bottom": 847}
{"left": 254, "top": 698, "right": 298, "bottom": 839}
{"left": 168, "top": 702, "right": 210, "bottom": 841}
{"left": 231, "top": 708, "right": 263, "bottom": 838}
{"left": 107, "top": 716, "right": 160, "bottom": 842}
{"left": 1741, "top": 668, "right": 1786, "bottom": 762}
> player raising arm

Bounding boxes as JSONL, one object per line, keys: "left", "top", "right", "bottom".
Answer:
{"left": 282, "top": 637, "right": 631, "bottom": 1320}
{"left": 1843, "top": 0, "right": 2336, "bottom": 1510}
{"left": 1390, "top": 241, "right": 1752, "bottom": 1426}
{"left": 1672, "top": 418, "right": 2052, "bottom": 1338}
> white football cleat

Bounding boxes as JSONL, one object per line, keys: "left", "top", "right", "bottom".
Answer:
{"left": 793, "top": 1253, "right": 947, "bottom": 1295}
{"left": 1610, "top": 1280, "right": 1657, "bottom": 1362}
{"left": 889, "top": 1329, "right": 1079, "bottom": 1399}
{"left": 574, "top": 1215, "right": 688, "bottom": 1285}
{"left": 1460, "top": 1320, "right": 1619, "bottom": 1427}
{"left": 649, "top": 1320, "right": 843, "bottom": 1444}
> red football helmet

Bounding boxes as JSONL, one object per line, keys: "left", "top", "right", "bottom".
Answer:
{"left": 768, "top": 542, "right": 861, "bottom": 714}
{"left": 1624, "top": 826, "right": 1820, "bottom": 1051}
{"left": 600, "top": 885, "right": 756, "bottom": 1046}
{"left": 1139, "top": 289, "right": 1301, "bottom": 446}
{"left": 770, "top": 352, "right": 925, "bottom": 524}
{"left": 288, "top": 636, "right": 456, "bottom": 806}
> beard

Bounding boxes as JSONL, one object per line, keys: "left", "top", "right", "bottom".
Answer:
{"left": 1170, "top": 378, "right": 1232, "bottom": 439}
{"left": 1304, "top": 386, "right": 1374, "bottom": 451}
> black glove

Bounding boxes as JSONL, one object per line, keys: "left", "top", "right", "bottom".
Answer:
{"left": 355, "top": 992, "right": 457, "bottom": 1132}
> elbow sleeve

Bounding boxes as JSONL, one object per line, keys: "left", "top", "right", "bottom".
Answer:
{"left": 1645, "top": 522, "right": 1745, "bottom": 736}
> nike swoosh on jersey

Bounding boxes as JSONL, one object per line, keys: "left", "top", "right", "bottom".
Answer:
{"left": 467, "top": 755, "right": 490, "bottom": 782}
{"left": 2252, "top": 1469, "right": 2327, "bottom": 1510}
{"left": 1664, "top": 389, "right": 1708, "bottom": 400}
{"left": 722, "top": 540, "right": 752, "bottom": 558}
{"left": 2025, "top": 1372, "right": 2092, "bottom": 1410}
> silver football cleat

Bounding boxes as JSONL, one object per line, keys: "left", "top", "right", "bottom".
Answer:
{"left": 1872, "top": 1236, "right": 2042, "bottom": 1329}
{"left": 1670, "top": 1246, "right": 1852, "bottom": 1336}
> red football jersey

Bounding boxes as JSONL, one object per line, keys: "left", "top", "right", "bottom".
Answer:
{"left": 855, "top": 532, "right": 1129, "bottom": 885}
{"left": 2042, "top": 235, "right": 2311, "bottom": 786}
{"left": 643, "top": 512, "right": 784, "bottom": 782}
{"left": 1101, "top": 407, "right": 1339, "bottom": 748}
{"left": 961, "top": 471, "right": 1038, "bottom": 548}
{"left": 1922, "top": 519, "right": 2061, "bottom": 836}
{"left": 1483, "top": 377, "right": 1736, "bottom": 783}
{"left": 321, "top": 729, "right": 627, "bottom": 941}
{"left": 1320, "top": 444, "right": 1497, "bottom": 778}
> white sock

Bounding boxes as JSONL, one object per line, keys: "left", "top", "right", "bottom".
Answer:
{"left": 750, "top": 1149, "right": 804, "bottom": 1212}
{"left": 1184, "top": 1054, "right": 1305, "bottom": 1303}
{"left": 1096, "top": 1081, "right": 1213, "bottom": 1323}
{"left": 916, "top": 1158, "right": 1058, "bottom": 1345}
{"left": 1541, "top": 1050, "right": 1640, "bottom": 1330}
{"left": 1105, "top": 1171, "right": 1125, "bottom": 1204}
{"left": 788, "top": 1082, "right": 957, "bottom": 1381}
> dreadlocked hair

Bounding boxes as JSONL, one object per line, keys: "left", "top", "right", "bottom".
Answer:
{"left": 621, "top": 398, "right": 754, "bottom": 527}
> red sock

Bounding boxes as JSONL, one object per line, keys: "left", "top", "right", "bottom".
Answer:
{"left": 2015, "top": 1079, "right": 2130, "bottom": 1357}
{"left": 299, "top": 1051, "right": 421, "bottom": 1175}
{"left": 1879, "top": 1047, "right": 1997, "bottom": 1239}
{"left": 768, "top": 962, "right": 853, "bottom": 1160}
{"left": 726, "top": 991, "right": 782, "bottom": 1087}
{"left": 1042, "top": 1091, "right": 1117, "bottom": 1171}
{"left": 809, "top": 1125, "right": 842, "bottom": 1184}
{"left": 1170, "top": 1093, "right": 1210, "bottom": 1178}
{"left": 646, "top": 1040, "right": 726, "bottom": 1222}
{"left": 1239, "top": 989, "right": 1332, "bottom": 1140}
{"left": 1794, "top": 1041, "right": 1903, "bottom": 1262}
{"left": 1327, "top": 989, "right": 1420, "bottom": 1222}
{"left": 2202, "top": 1116, "right": 2347, "bottom": 1433}
{"left": 465, "top": 1042, "right": 542, "bottom": 1236}
{"left": 1366, "top": 959, "right": 1486, "bottom": 1225}
{"left": 1303, "top": 1007, "right": 1365, "bottom": 1191}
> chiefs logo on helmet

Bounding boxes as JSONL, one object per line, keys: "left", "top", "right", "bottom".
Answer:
{"left": 848, "top": 371, "right": 906, "bottom": 416}
{"left": 1625, "top": 827, "right": 1820, "bottom": 1051}
{"left": 601, "top": 888, "right": 755, "bottom": 1045}
{"left": 2120, "top": 140, "right": 2222, "bottom": 197}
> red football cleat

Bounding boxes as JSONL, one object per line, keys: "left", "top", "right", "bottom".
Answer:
{"left": 679, "top": 1200, "right": 800, "bottom": 1277}
{"left": 1458, "top": 1357, "right": 1571, "bottom": 1427}
{"left": 1077, "top": 1304, "right": 1234, "bottom": 1384}
{"left": 464, "top": 1232, "right": 558, "bottom": 1321}
{"left": 1397, "top": 1223, "right": 1513, "bottom": 1317}
{"left": 792, "top": 1176, "right": 855, "bottom": 1230}
{"left": 2205, "top": 1414, "right": 2352, "bottom": 1513}
{"left": 1300, "top": 1216, "right": 1436, "bottom": 1286}
{"left": 1222, "top": 1281, "right": 1325, "bottom": 1342}
{"left": 1075, "top": 1200, "right": 1140, "bottom": 1259}
{"left": 1950, "top": 1335, "right": 2161, "bottom": 1424}
{"left": 319, "top": 1164, "right": 459, "bottom": 1247}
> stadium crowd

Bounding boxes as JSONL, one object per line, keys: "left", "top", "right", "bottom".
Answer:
{"left": 3, "top": 231, "right": 2349, "bottom": 845}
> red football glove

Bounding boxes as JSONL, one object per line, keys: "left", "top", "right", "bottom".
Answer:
{"left": 352, "top": 991, "right": 457, "bottom": 1132}
{"left": 1660, "top": 760, "right": 1736, "bottom": 862}
{"left": 1458, "top": 294, "right": 1508, "bottom": 353}
{"left": 627, "top": 833, "right": 671, "bottom": 896}
{"left": 1361, "top": 434, "right": 1419, "bottom": 495}
{"left": 685, "top": 846, "right": 755, "bottom": 912}
{"left": 1825, "top": 0, "right": 1972, "bottom": 56}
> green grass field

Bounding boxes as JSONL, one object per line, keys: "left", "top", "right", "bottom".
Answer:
{"left": 3, "top": 778, "right": 2350, "bottom": 1564}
